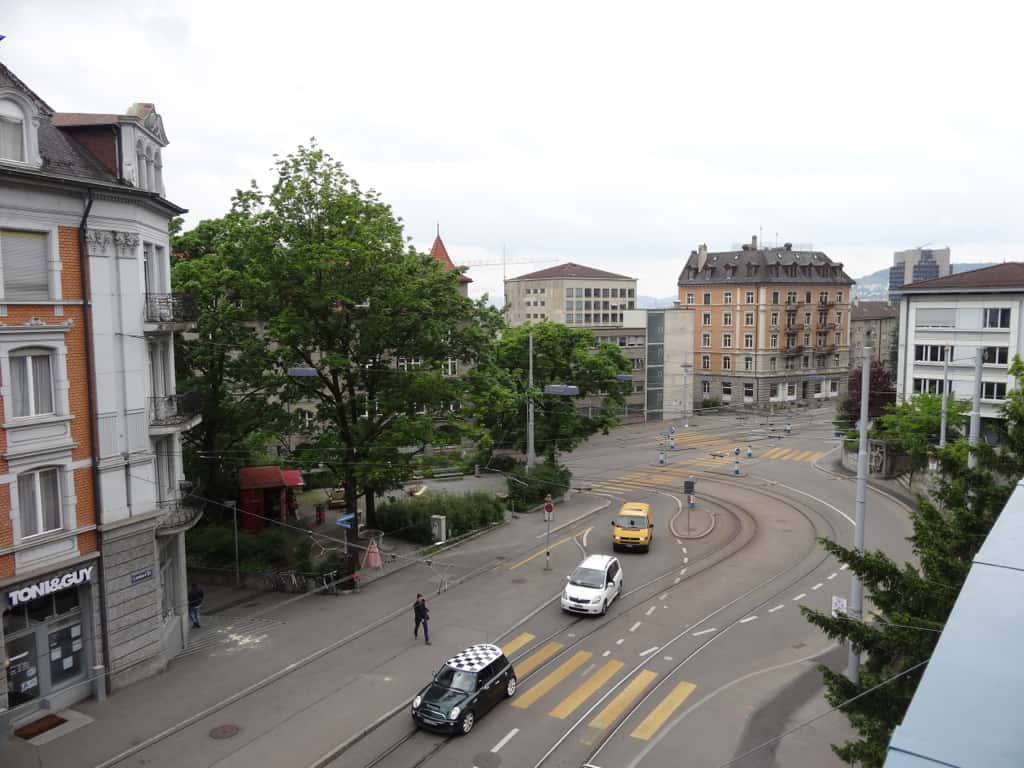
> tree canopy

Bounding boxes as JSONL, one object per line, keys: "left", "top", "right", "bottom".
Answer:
{"left": 872, "top": 393, "right": 970, "bottom": 479}
{"left": 840, "top": 360, "right": 897, "bottom": 427}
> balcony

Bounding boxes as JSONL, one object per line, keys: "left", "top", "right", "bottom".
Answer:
{"left": 817, "top": 344, "right": 837, "bottom": 354}
{"left": 818, "top": 322, "right": 837, "bottom": 330}
{"left": 149, "top": 391, "right": 202, "bottom": 435}
{"left": 144, "top": 293, "right": 198, "bottom": 332}
{"left": 155, "top": 497, "right": 203, "bottom": 536}
{"left": 782, "top": 345, "right": 805, "bottom": 357}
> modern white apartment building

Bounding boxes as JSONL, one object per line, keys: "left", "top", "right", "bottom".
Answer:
{"left": 896, "top": 263, "right": 1024, "bottom": 421}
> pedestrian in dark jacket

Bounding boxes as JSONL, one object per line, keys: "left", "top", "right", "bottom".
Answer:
{"left": 188, "top": 584, "right": 204, "bottom": 628}
{"left": 413, "top": 593, "right": 430, "bottom": 645}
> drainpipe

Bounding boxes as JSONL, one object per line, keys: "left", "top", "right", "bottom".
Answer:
{"left": 79, "top": 190, "right": 112, "bottom": 697}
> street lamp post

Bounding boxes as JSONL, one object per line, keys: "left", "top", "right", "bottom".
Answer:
{"left": 847, "top": 345, "right": 872, "bottom": 684}
{"left": 527, "top": 331, "right": 537, "bottom": 470}
{"left": 680, "top": 363, "right": 693, "bottom": 427}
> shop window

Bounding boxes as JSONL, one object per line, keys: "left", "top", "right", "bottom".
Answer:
{"left": 18, "top": 467, "right": 62, "bottom": 538}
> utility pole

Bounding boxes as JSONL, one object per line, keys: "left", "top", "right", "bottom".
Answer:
{"left": 939, "top": 344, "right": 950, "bottom": 448}
{"left": 846, "top": 345, "right": 872, "bottom": 685}
{"left": 968, "top": 346, "right": 983, "bottom": 470}
{"left": 526, "top": 330, "right": 536, "bottom": 470}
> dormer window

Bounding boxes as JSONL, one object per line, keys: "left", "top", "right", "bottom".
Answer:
{"left": 0, "top": 91, "right": 41, "bottom": 167}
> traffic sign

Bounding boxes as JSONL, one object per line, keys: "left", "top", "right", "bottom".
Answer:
{"left": 831, "top": 595, "right": 848, "bottom": 617}
{"left": 687, "top": 494, "right": 695, "bottom": 507}
{"left": 544, "top": 494, "right": 554, "bottom": 522}
{"left": 336, "top": 513, "right": 355, "bottom": 529}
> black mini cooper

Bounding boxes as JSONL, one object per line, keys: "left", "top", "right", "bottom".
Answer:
{"left": 411, "top": 643, "right": 517, "bottom": 735}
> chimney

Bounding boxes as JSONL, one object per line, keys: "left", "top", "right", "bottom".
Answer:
{"left": 751, "top": 234, "right": 758, "bottom": 250}
{"left": 697, "top": 243, "right": 709, "bottom": 271}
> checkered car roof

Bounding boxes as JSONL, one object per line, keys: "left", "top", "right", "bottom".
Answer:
{"left": 445, "top": 643, "right": 503, "bottom": 673}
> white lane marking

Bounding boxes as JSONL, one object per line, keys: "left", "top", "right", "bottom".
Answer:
{"left": 664, "top": 656, "right": 674, "bottom": 661}
{"left": 567, "top": 633, "right": 576, "bottom": 638}
{"left": 674, "top": 577, "right": 681, "bottom": 584}
{"left": 750, "top": 474, "right": 854, "bottom": 526}
{"left": 582, "top": 528, "right": 591, "bottom": 548}
{"left": 602, "top": 650, "right": 611, "bottom": 657}
{"left": 739, "top": 616, "right": 758, "bottom": 624}
{"left": 645, "top": 606, "right": 657, "bottom": 616}
{"left": 768, "top": 604, "right": 784, "bottom": 613}
{"left": 639, "top": 646, "right": 658, "bottom": 657}
{"left": 682, "top": 546, "right": 688, "bottom": 554}
{"left": 827, "top": 573, "right": 838, "bottom": 580}
{"left": 629, "top": 621, "right": 642, "bottom": 632}
{"left": 491, "top": 728, "right": 519, "bottom": 753}
{"left": 659, "top": 594, "right": 668, "bottom": 601}
{"left": 812, "top": 582, "right": 823, "bottom": 590}
{"left": 616, "top": 638, "right": 624, "bottom": 645}
{"left": 680, "top": 568, "right": 687, "bottom": 576}
{"left": 692, "top": 627, "right": 716, "bottom": 636}
{"left": 840, "top": 563, "right": 849, "bottom": 571}
{"left": 793, "top": 593, "right": 807, "bottom": 601}
{"left": 683, "top": 556, "right": 689, "bottom": 564}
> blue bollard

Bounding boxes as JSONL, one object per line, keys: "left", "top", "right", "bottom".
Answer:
{"left": 747, "top": 444, "right": 753, "bottom": 458}
{"left": 669, "top": 437, "right": 676, "bottom": 450}
{"left": 734, "top": 446, "right": 740, "bottom": 456}
{"left": 658, "top": 451, "right": 666, "bottom": 465}
{"left": 734, "top": 460, "right": 740, "bottom": 476}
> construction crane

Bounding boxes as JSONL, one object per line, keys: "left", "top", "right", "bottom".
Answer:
{"left": 454, "top": 247, "right": 557, "bottom": 282}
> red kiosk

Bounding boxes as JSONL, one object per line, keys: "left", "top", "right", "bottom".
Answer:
{"left": 238, "top": 466, "right": 306, "bottom": 530}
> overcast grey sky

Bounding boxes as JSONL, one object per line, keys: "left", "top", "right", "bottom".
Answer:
{"left": 5, "top": 1, "right": 1022, "bottom": 302}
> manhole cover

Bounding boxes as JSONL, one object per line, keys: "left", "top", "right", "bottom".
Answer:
{"left": 511, "top": 577, "right": 528, "bottom": 584}
{"left": 209, "top": 724, "right": 240, "bottom": 739}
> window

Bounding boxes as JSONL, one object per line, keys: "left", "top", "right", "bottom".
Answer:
{"left": 787, "top": 383, "right": 796, "bottom": 397}
{"left": 835, "top": 332, "right": 842, "bottom": 345}
{"left": 701, "top": 333, "right": 711, "bottom": 348}
{"left": 18, "top": 467, "right": 62, "bottom": 537}
{"left": 744, "top": 356, "right": 753, "bottom": 371}
{"left": 702, "top": 380, "right": 711, "bottom": 394}
{"left": 834, "top": 354, "right": 841, "bottom": 367}
{"left": 585, "top": 288, "right": 592, "bottom": 298}
{"left": 916, "top": 308, "right": 956, "bottom": 328}
{"left": 745, "top": 291, "right": 754, "bottom": 304}
{"left": 443, "top": 358, "right": 459, "bottom": 377}
{"left": 724, "top": 292, "right": 733, "bottom": 305}
{"left": 744, "top": 334, "right": 753, "bottom": 349}
{"left": 804, "top": 333, "right": 811, "bottom": 346}
{"left": 702, "top": 312, "right": 712, "bottom": 326}
{"left": 769, "top": 357, "right": 777, "bottom": 370}
{"left": 819, "top": 291, "right": 828, "bottom": 304}
{"left": 982, "top": 382, "right": 1007, "bottom": 400}
{"left": 723, "top": 355, "right": 732, "bottom": 370}
{"left": 914, "top": 345, "right": 950, "bottom": 362}
{"left": 744, "top": 312, "right": 754, "bottom": 326}
{"left": 984, "top": 308, "right": 1011, "bottom": 328}
{"left": 603, "top": 288, "right": 610, "bottom": 298}
{"left": 722, "top": 381, "right": 732, "bottom": 396}
{"left": 836, "top": 291, "right": 843, "bottom": 303}
{"left": 744, "top": 383, "right": 754, "bottom": 398}
{"left": 10, "top": 350, "right": 54, "bottom": 417}
{"left": 633, "top": 357, "right": 645, "bottom": 369}
{"left": 770, "top": 312, "right": 779, "bottom": 326}
{"left": 611, "top": 288, "right": 618, "bottom": 298}
{"left": 984, "top": 346, "right": 1009, "bottom": 365}
{"left": 1, "top": 229, "right": 49, "bottom": 300}
{"left": 576, "top": 288, "right": 583, "bottom": 297}
{"left": 723, "top": 333, "right": 732, "bottom": 348}
{"left": 770, "top": 334, "right": 778, "bottom": 349}
{"left": 802, "top": 355, "right": 810, "bottom": 368}
{"left": 770, "top": 384, "right": 779, "bottom": 398}
{"left": 686, "top": 293, "right": 694, "bottom": 305}
{"left": 830, "top": 380, "right": 839, "bottom": 394}
{"left": 566, "top": 288, "right": 573, "bottom": 297}
{"left": 0, "top": 109, "right": 24, "bottom": 161}
{"left": 814, "top": 381, "right": 823, "bottom": 395}
{"left": 723, "top": 312, "right": 732, "bottom": 326}
{"left": 703, "top": 293, "right": 711, "bottom": 305}
{"left": 787, "top": 291, "right": 797, "bottom": 304}
{"left": 835, "top": 311, "right": 842, "bottom": 325}
{"left": 701, "top": 355, "right": 710, "bottom": 370}
{"left": 771, "top": 291, "right": 780, "bottom": 305}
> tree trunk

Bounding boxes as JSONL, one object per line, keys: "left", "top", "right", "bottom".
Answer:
{"left": 365, "top": 490, "right": 377, "bottom": 531}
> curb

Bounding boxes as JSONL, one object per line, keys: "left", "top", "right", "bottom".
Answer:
{"left": 811, "top": 448, "right": 916, "bottom": 511}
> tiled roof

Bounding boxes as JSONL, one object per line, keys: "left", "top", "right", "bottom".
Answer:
{"left": 899, "top": 262, "right": 1024, "bottom": 292}
{"left": 510, "top": 262, "right": 635, "bottom": 281}
{"left": 677, "top": 246, "right": 854, "bottom": 286}
{"left": 429, "top": 235, "right": 471, "bottom": 283}
{"left": 851, "top": 301, "right": 897, "bottom": 321}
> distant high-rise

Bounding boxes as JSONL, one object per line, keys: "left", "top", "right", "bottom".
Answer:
{"left": 889, "top": 247, "right": 951, "bottom": 301}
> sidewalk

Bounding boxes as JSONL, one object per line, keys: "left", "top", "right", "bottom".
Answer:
{"left": 0, "top": 492, "right": 609, "bottom": 768}
{"left": 825, "top": 456, "right": 920, "bottom": 510}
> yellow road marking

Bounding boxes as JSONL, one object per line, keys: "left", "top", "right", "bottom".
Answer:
{"left": 773, "top": 448, "right": 798, "bottom": 460}
{"left": 514, "top": 641, "right": 564, "bottom": 677}
{"left": 589, "top": 670, "right": 658, "bottom": 729}
{"left": 630, "top": 680, "right": 698, "bottom": 740}
{"left": 512, "top": 651, "right": 592, "bottom": 709}
{"left": 502, "top": 632, "right": 535, "bottom": 657}
{"left": 793, "top": 449, "right": 818, "bottom": 462}
{"left": 808, "top": 450, "right": 824, "bottom": 461}
{"left": 549, "top": 659, "right": 624, "bottom": 719}
{"left": 508, "top": 527, "right": 592, "bottom": 570}
{"left": 761, "top": 447, "right": 784, "bottom": 459}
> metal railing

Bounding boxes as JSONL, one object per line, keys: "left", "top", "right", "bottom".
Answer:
{"left": 144, "top": 293, "right": 198, "bottom": 323}
{"left": 149, "top": 391, "right": 201, "bottom": 425}
{"left": 155, "top": 497, "right": 203, "bottom": 533}
{"left": 782, "top": 345, "right": 805, "bottom": 356}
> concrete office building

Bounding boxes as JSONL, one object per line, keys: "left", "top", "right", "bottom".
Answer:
{"left": 889, "top": 246, "right": 950, "bottom": 302}
{"left": 850, "top": 300, "right": 899, "bottom": 372}
{"left": 0, "top": 64, "right": 199, "bottom": 734}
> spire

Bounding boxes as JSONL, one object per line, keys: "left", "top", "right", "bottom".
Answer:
{"left": 428, "top": 230, "right": 472, "bottom": 284}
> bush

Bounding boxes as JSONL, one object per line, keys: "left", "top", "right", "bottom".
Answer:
{"left": 507, "top": 462, "right": 572, "bottom": 510}
{"left": 486, "top": 453, "right": 519, "bottom": 473}
{"left": 187, "top": 521, "right": 312, "bottom": 572}
{"left": 702, "top": 397, "right": 721, "bottom": 408}
{"left": 376, "top": 491, "right": 506, "bottom": 545}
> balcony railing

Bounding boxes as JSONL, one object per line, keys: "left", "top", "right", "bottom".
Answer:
{"left": 156, "top": 497, "right": 203, "bottom": 535}
{"left": 149, "top": 391, "right": 201, "bottom": 426}
{"left": 817, "top": 344, "right": 837, "bottom": 354}
{"left": 144, "top": 293, "right": 198, "bottom": 324}
{"left": 782, "top": 345, "right": 805, "bottom": 356}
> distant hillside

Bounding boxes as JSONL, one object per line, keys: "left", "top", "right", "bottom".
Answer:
{"left": 638, "top": 295, "right": 676, "bottom": 308}
{"left": 852, "top": 262, "right": 997, "bottom": 299}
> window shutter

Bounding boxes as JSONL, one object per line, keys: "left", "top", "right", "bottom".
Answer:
{"left": 1, "top": 230, "right": 49, "bottom": 300}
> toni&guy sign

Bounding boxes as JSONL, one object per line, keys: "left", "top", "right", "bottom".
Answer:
{"left": 7, "top": 565, "right": 94, "bottom": 606}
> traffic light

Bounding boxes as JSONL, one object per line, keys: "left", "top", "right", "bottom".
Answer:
{"left": 683, "top": 479, "right": 695, "bottom": 494}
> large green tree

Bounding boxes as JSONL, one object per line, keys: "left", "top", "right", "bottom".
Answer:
{"left": 468, "top": 321, "right": 632, "bottom": 465}
{"left": 171, "top": 213, "right": 291, "bottom": 501}
{"left": 872, "top": 393, "right": 970, "bottom": 480}
{"left": 234, "top": 143, "right": 501, "bottom": 528}
{"left": 802, "top": 357, "right": 1024, "bottom": 766}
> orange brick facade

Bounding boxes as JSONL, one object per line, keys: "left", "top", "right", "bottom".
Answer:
{"left": 0, "top": 225, "right": 96, "bottom": 580}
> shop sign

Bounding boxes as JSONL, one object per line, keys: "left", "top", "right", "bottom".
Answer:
{"left": 7, "top": 565, "right": 94, "bottom": 607}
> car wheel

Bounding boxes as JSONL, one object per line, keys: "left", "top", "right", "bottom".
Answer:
{"left": 601, "top": 599, "right": 608, "bottom": 616}
{"left": 460, "top": 710, "right": 475, "bottom": 735}
{"left": 506, "top": 676, "right": 517, "bottom": 698}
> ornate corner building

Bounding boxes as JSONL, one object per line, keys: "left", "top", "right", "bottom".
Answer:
{"left": 0, "top": 64, "right": 200, "bottom": 733}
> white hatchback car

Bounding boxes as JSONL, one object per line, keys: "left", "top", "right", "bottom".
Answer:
{"left": 561, "top": 554, "right": 623, "bottom": 615}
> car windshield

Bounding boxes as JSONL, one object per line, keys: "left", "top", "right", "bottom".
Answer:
{"left": 614, "top": 515, "right": 646, "bottom": 529}
{"left": 434, "top": 665, "right": 477, "bottom": 692}
{"left": 570, "top": 566, "right": 606, "bottom": 588}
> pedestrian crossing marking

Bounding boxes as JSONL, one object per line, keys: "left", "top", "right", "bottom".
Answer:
{"left": 629, "top": 679, "right": 697, "bottom": 740}
{"left": 761, "top": 447, "right": 784, "bottom": 459}
{"left": 512, "top": 651, "right": 592, "bottom": 709}
{"left": 589, "top": 670, "right": 658, "bottom": 729}
{"left": 514, "top": 641, "right": 564, "bottom": 677}
{"left": 548, "top": 659, "right": 624, "bottom": 719}
{"left": 502, "top": 632, "right": 535, "bottom": 657}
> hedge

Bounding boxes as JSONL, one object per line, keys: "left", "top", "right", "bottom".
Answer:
{"left": 507, "top": 463, "right": 572, "bottom": 510}
{"left": 376, "top": 491, "right": 506, "bottom": 545}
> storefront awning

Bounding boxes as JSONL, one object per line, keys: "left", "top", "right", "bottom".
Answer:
{"left": 282, "top": 469, "right": 305, "bottom": 488}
